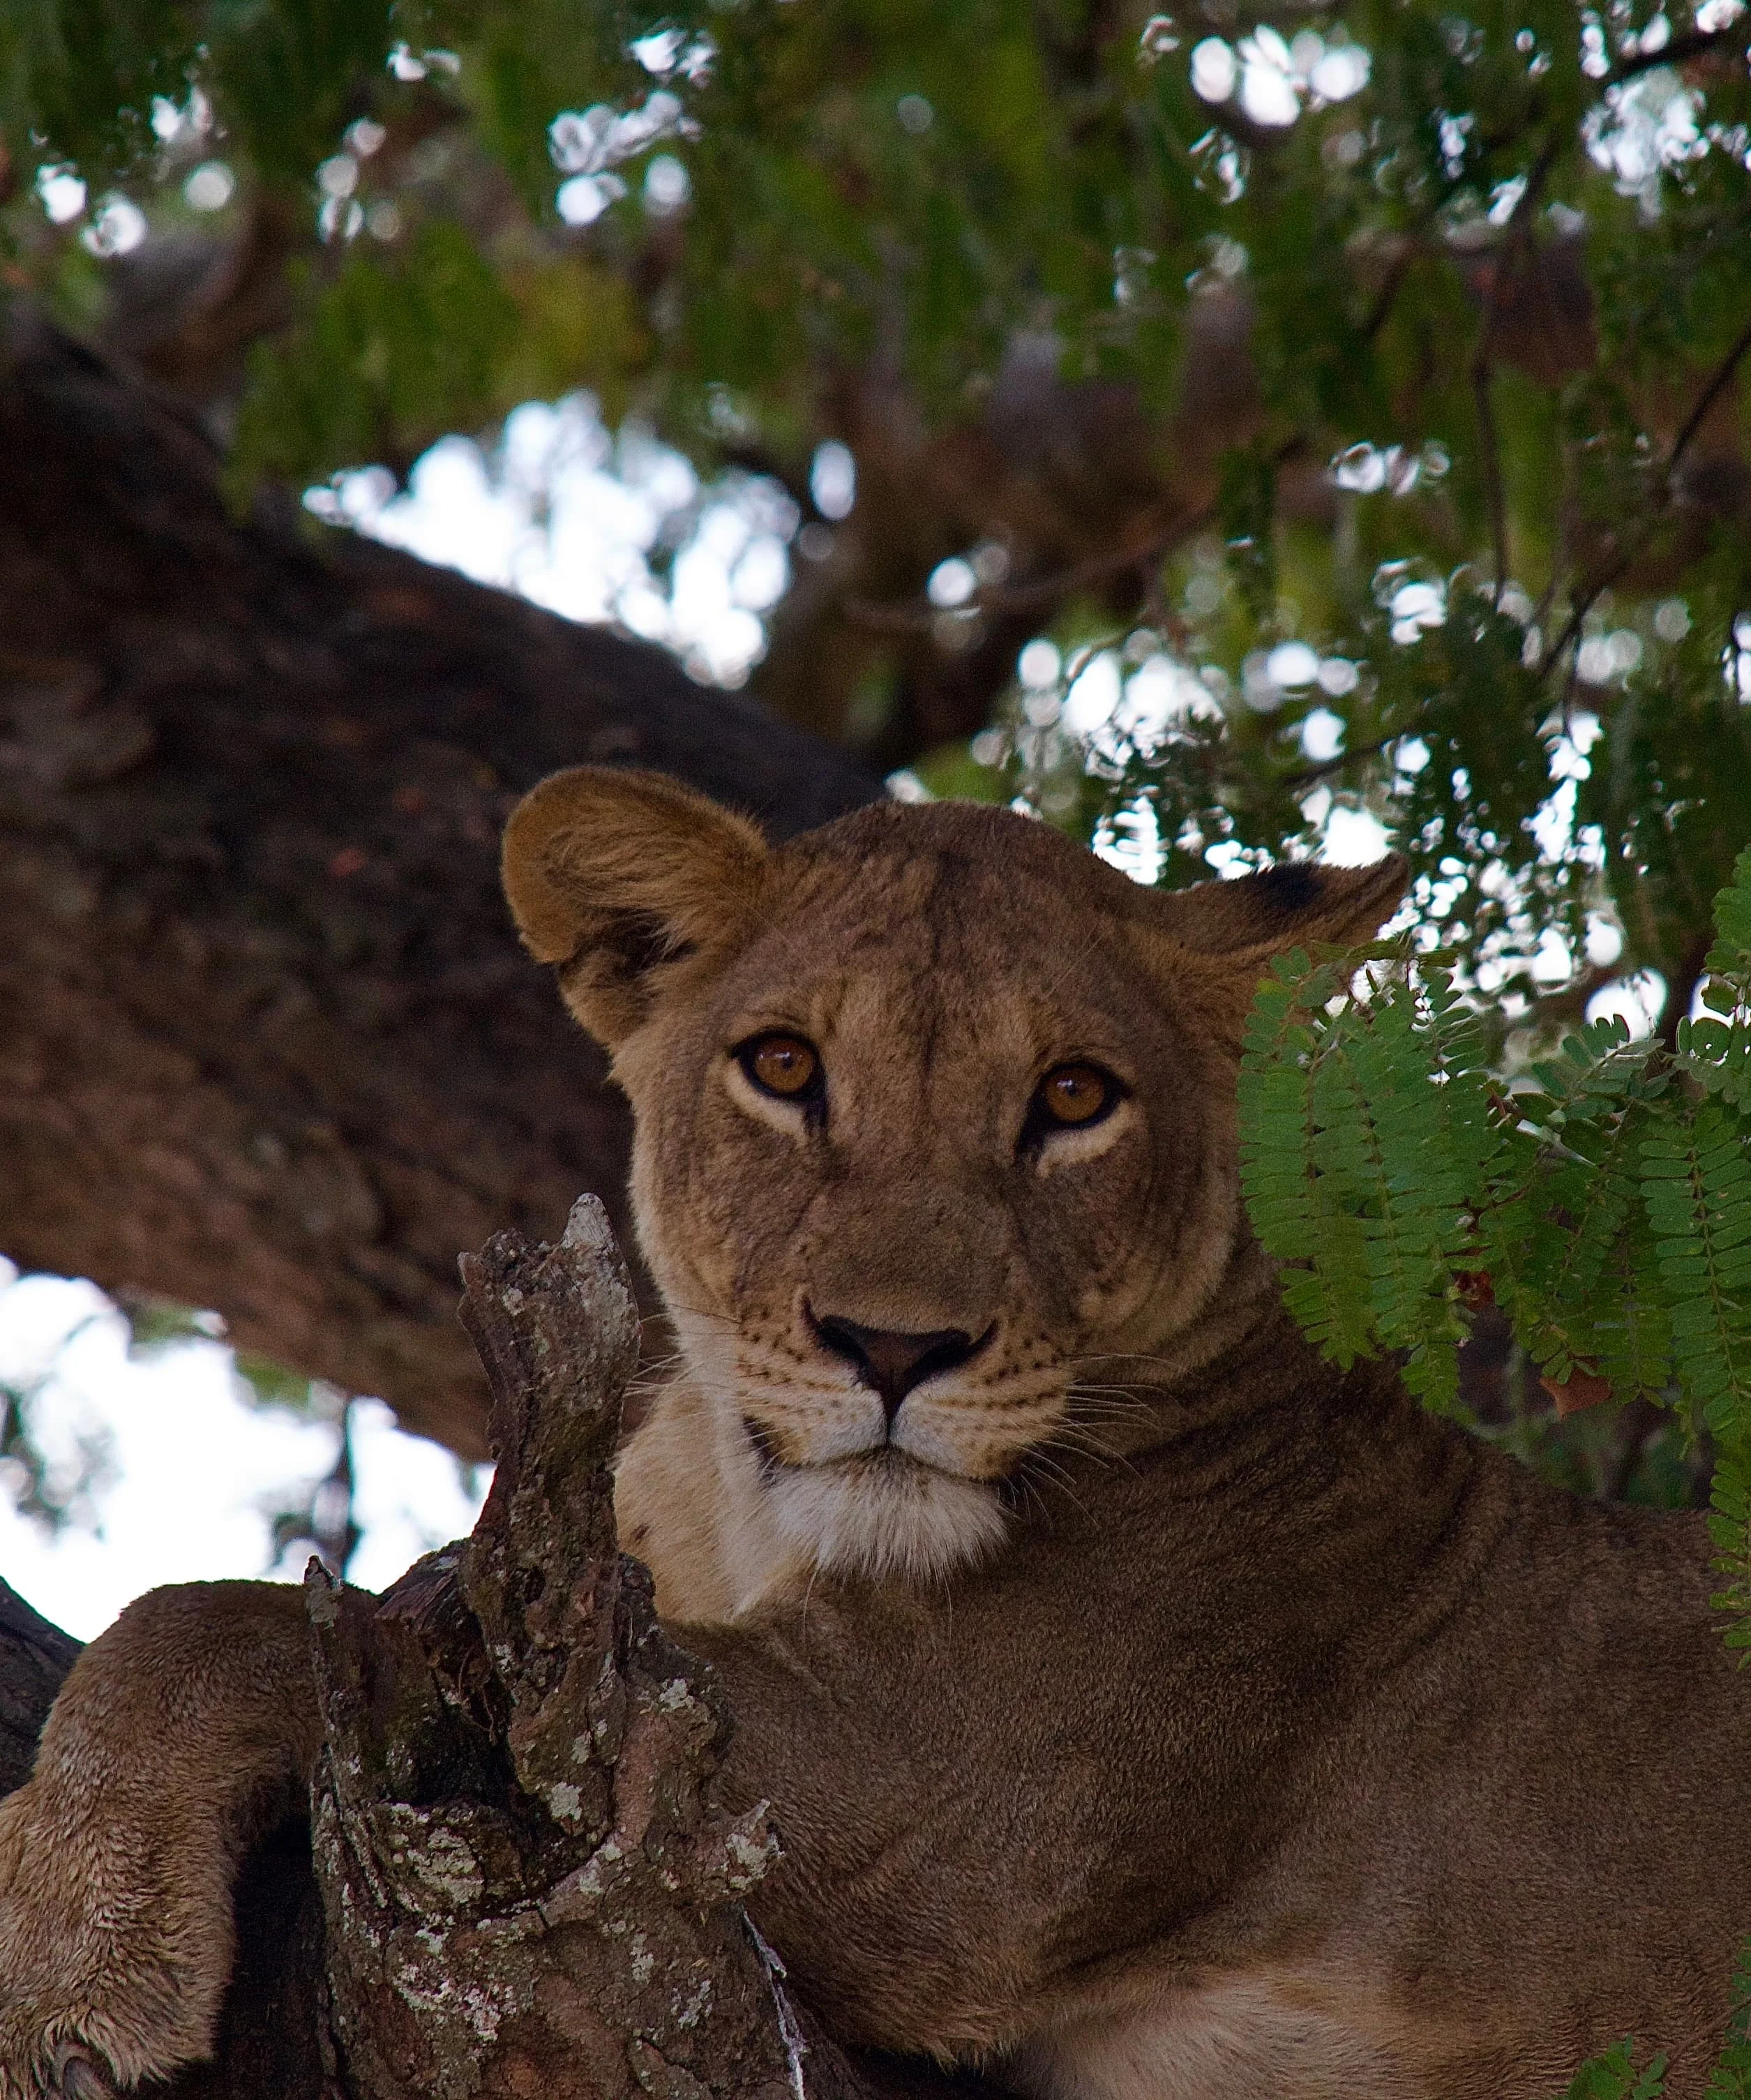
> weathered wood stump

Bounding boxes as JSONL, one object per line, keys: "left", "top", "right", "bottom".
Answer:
{"left": 306, "top": 1195, "right": 820, "bottom": 2099}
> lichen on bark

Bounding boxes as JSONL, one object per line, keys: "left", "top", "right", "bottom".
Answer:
{"left": 306, "top": 1197, "right": 807, "bottom": 2099}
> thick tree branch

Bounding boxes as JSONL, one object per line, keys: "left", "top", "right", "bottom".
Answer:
{"left": 304, "top": 1198, "right": 814, "bottom": 2097}
{"left": 0, "top": 1583, "right": 78, "bottom": 1800}
{"left": 0, "top": 312, "right": 883, "bottom": 1455}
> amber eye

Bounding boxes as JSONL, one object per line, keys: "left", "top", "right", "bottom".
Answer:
{"left": 1034, "top": 1063, "right": 1120, "bottom": 1129}
{"left": 737, "top": 1033, "right": 822, "bottom": 1102}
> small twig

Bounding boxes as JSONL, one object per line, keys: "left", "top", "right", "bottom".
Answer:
{"left": 1541, "top": 573, "right": 1616, "bottom": 685}
{"left": 1664, "top": 311, "right": 1751, "bottom": 474}
{"left": 843, "top": 502, "right": 1220, "bottom": 637}
{"left": 1558, "top": 632, "right": 1582, "bottom": 742}
{"left": 845, "top": 432, "right": 1318, "bottom": 638}
{"left": 1361, "top": 243, "right": 1416, "bottom": 345}
{"left": 1539, "top": 311, "right": 1751, "bottom": 678}
{"left": 839, "top": 595, "right": 940, "bottom": 637}
{"left": 1473, "top": 361, "right": 1510, "bottom": 613}
{"left": 1471, "top": 148, "right": 1556, "bottom": 609}
{"left": 1533, "top": 432, "right": 1578, "bottom": 635}
{"left": 746, "top": 1920, "right": 809, "bottom": 2100}
{"left": 989, "top": 504, "right": 1221, "bottom": 615}
{"left": 1280, "top": 735, "right": 1392, "bottom": 789}
{"left": 1606, "top": 24, "right": 1747, "bottom": 87}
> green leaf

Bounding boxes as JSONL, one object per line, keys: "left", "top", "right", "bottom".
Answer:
{"left": 1561, "top": 2041, "right": 1667, "bottom": 2100}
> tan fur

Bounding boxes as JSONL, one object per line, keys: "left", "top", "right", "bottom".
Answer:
{"left": 0, "top": 1584, "right": 317, "bottom": 2095}
{"left": 588, "top": 788, "right": 1401, "bottom": 1617}
{"left": 1, "top": 772, "right": 1748, "bottom": 2100}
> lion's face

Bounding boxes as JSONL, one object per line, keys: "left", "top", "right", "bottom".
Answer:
{"left": 502, "top": 772, "right": 1404, "bottom": 1589}
{"left": 616, "top": 814, "right": 1242, "bottom": 1584}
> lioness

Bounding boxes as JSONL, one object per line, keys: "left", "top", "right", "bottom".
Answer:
{"left": 1, "top": 769, "right": 1747, "bottom": 2100}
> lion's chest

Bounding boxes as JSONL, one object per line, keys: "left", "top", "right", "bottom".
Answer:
{"left": 1006, "top": 1977, "right": 1421, "bottom": 2100}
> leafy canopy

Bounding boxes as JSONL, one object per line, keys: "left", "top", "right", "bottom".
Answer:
{"left": 6, "top": 0, "right": 1751, "bottom": 1546}
{"left": 8, "top": 0, "right": 1750, "bottom": 971}
{"left": 1240, "top": 848, "right": 1751, "bottom": 1639}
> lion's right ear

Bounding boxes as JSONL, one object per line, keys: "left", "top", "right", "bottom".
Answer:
{"left": 502, "top": 767, "right": 770, "bottom": 1047}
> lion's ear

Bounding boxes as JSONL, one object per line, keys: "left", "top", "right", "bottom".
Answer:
{"left": 1142, "top": 854, "right": 1409, "bottom": 1053}
{"left": 1150, "top": 855, "right": 1408, "bottom": 959}
{"left": 502, "top": 767, "right": 769, "bottom": 1047}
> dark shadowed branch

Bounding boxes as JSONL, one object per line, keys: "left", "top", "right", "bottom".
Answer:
{"left": 0, "top": 314, "right": 883, "bottom": 1456}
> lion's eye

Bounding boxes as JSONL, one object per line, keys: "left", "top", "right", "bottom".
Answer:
{"left": 737, "top": 1033, "right": 822, "bottom": 1102}
{"left": 1034, "top": 1063, "right": 1120, "bottom": 1130}
{"left": 1039, "top": 1064, "right": 1111, "bottom": 1125}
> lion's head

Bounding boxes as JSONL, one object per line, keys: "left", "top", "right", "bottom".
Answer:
{"left": 502, "top": 770, "right": 1403, "bottom": 1592}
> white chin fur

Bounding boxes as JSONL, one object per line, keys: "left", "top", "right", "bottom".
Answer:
{"left": 765, "top": 1454, "right": 1008, "bottom": 1585}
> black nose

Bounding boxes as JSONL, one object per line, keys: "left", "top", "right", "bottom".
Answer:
{"left": 808, "top": 1312, "right": 984, "bottom": 1424}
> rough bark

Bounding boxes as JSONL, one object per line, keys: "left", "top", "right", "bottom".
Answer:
{"left": 0, "top": 312, "right": 884, "bottom": 1457}
{"left": 0, "top": 1581, "right": 78, "bottom": 1801}
{"left": 296, "top": 1197, "right": 799, "bottom": 2097}
{"left": 0, "top": 1204, "right": 992, "bottom": 2098}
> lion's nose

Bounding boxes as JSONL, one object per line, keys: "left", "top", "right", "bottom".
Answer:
{"left": 807, "top": 1312, "right": 986, "bottom": 1424}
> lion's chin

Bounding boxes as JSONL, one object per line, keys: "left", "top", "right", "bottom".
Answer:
{"left": 762, "top": 1450, "right": 1009, "bottom": 1586}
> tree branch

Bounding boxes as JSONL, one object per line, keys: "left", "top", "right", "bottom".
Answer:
{"left": 2, "top": 1213, "right": 993, "bottom": 2099}
{"left": 0, "top": 313, "right": 883, "bottom": 1455}
{"left": 1471, "top": 149, "right": 1557, "bottom": 608}
{"left": 841, "top": 435, "right": 1312, "bottom": 639}
{"left": 304, "top": 1196, "right": 825, "bottom": 2097}
{"left": 1664, "top": 312, "right": 1751, "bottom": 474}
{"left": 1280, "top": 735, "right": 1392, "bottom": 789}
{"left": 841, "top": 502, "right": 1219, "bottom": 638}
{"left": 1606, "top": 24, "right": 1748, "bottom": 87}
{"left": 1472, "top": 357, "right": 1510, "bottom": 610}
{"left": 0, "top": 1583, "right": 79, "bottom": 1800}
{"left": 1538, "top": 310, "right": 1751, "bottom": 679}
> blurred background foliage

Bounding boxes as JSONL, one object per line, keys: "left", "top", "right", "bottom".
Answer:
{"left": 3, "top": 0, "right": 1751, "bottom": 1494}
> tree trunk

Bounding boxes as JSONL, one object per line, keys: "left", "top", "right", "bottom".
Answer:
{"left": 0, "top": 310, "right": 884, "bottom": 1457}
{"left": 0, "top": 1205, "right": 996, "bottom": 2100}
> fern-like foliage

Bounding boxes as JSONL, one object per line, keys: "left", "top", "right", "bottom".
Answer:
{"left": 1239, "top": 848, "right": 1751, "bottom": 1643}
{"left": 1239, "top": 946, "right": 1491, "bottom": 1409}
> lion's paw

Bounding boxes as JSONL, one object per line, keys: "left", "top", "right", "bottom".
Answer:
{"left": 0, "top": 1781, "right": 227, "bottom": 2099}
{"left": 0, "top": 2031, "right": 121, "bottom": 2100}
{"left": 0, "top": 2016, "right": 131, "bottom": 2100}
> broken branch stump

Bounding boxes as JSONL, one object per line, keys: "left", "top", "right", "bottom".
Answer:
{"left": 303, "top": 1195, "right": 865, "bottom": 2100}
